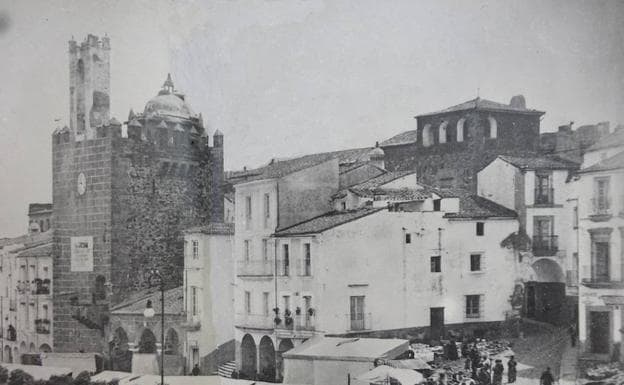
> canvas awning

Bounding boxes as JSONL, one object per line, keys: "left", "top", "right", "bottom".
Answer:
{"left": 356, "top": 365, "right": 424, "bottom": 385}
{"left": 385, "top": 358, "right": 431, "bottom": 370}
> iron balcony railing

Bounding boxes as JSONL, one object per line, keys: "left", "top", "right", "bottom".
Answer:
{"left": 591, "top": 197, "right": 611, "bottom": 215}
{"left": 275, "top": 313, "right": 316, "bottom": 332}
{"left": 534, "top": 188, "right": 554, "bottom": 205}
{"left": 236, "top": 260, "right": 273, "bottom": 276}
{"left": 532, "top": 235, "right": 559, "bottom": 256}
{"left": 345, "top": 312, "right": 372, "bottom": 332}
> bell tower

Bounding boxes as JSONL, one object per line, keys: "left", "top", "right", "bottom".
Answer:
{"left": 68, "top": 34, "right": 111, "bottom": 139}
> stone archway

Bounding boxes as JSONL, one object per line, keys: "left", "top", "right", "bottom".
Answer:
{"left": 258, "top": 336, "right": 276, "bottom": 382}
{"left": 276, "top": 339, "right": 294, "bottom": 382}
{"left": 3, "top": 345, "right": 11, "bottom": 363}
{"left": 111, "top": 327, "right": 132, "bottom": 372}
{"left": 164, "top": 328, "right": 179, "bottom": 355}
{"left": 531, "top": 258, "right": 565, "bottom": 282}
{"left": 240, "top": 334, "right": 257, "bottom": 379}
{"left": 138, "top": 328, "right": 157, "bottom": 354}
{"left": 39, "top": 344, "right": 52, "bottom": 353}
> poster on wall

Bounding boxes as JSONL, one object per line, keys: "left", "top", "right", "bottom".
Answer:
{"left": 71, "top": 236, "right": 94, "bottom": 272}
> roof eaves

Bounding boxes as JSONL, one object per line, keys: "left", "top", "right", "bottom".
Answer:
{"left": 274, "top": 208, "right": 385, "bottom": 237}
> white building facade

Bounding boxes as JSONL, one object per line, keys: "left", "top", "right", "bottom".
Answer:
{"left": 575, "top": 129, "right": 624, "bottom": 360}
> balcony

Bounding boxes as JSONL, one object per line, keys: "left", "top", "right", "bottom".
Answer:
{"left": 534, "top": 188, "right": 554, "bottom": 206}
{"left": 590, "top": 197, "right": 612, "bottom": 221}
{"left": 181, "top": 315, "right": 201, "bottom": 331}
{"left": 33, "top": 279, "right": 51, "bottom": 295}
{"left": 235, "top": 313, "right": 274, "bottom": 330}
{"left": 345, "top": 312, "right": 372, "bottom": 332}
{"left": 35, "top": 319, "right": 50, "bottom": 334}
{"left": 275, "top": 313, "right": 316, "bottom": 338}
{"left": 237, "top": 260, "right": 273, "bottom": 277}
{"left": 532, "top": 235, "right": 559, "bottom": 256}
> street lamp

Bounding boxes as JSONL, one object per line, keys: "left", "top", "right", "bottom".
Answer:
{"left": 144, "top": 269, "right": 165, "bottom": 385}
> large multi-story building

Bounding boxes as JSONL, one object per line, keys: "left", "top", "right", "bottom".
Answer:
{"left": 51, "top": 34, "right": 224, "bottom": 355}
{"left": 575, "top": 128, "right": 624, "bottom": 361}
{"left": 478, "top": 155, "right": 580, "bottom": 324}
{"left": 1, "top": 228, "right": 53, "bottom": 364}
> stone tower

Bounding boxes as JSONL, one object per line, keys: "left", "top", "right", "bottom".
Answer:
{"left": 53, "top": 35, "right": 224, "bottom": 354}
{"left": 69, "top": 34, "right": 111, "bottom": 139}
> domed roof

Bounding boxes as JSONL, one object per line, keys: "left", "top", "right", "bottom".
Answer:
{"left": 143, "top": 74, "right": 195, "bottom": 120}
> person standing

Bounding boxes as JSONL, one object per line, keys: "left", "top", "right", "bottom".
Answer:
{"left": 478, "top": 367, "right": 491, "bottom": 385}
{"left": 540, "top": 367, "right": 555, "bottom": 385}
{"left": 191, "top": 364, "right": 200, "bottom": 376}
{"left": 492, "top": 359, "right": 504, "bottom": 385}
{"left": 568, "top": 324, "right": 577, "bottom": 347}
{"left": 507, "top": 356, "right": 517, "bottom": 383}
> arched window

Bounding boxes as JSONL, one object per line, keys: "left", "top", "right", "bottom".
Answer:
{"left": 488, "top": 116, "right": 497, "bottom": 138}
{"left": 77, "top": 59, "right": 85, "bottom": 82}
{"left": 422, "top": 124, "right": 433, "bottom": 147}
{"left": 438, "top": 121, "right": 448, "bottom": 144}
{"left": 457, "top": 118, "right": 466, "bottom": 142}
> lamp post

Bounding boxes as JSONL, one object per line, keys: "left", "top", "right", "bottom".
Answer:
{"left": 143, "top": 269, "right": 165, "bottom": 385}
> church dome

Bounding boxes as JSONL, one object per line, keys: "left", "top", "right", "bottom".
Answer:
{"left": 369, "top": 142, "right": 385, "bottom": 159}
{"left": 143, "top": 74, "right": 195, "bottom": 120}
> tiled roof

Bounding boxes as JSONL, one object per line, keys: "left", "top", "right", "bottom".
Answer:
{"left": 442, "top": 190, "right": 518, "bottom": 219}
{"left": 579, "top": 150, "right": 624, "bottom": 174}
{"left": 16, "top": 242, "right": 52, "bottom": 258}
{"left": 335, "top": 170, "right": 417, "bottom": 198}
{"left": 229, "top": 147, "right": 373, "bottom": 184}
{"left": 356, "top": 187, "right": 431, "bottom": 201}
{"left": 498, "top": 155, "right": 579, "bottom": 170}
{"left": 28, "top": 203, "right": 52, "bottom": 214}
{"left": 111, "top": 286, "right": 184, "bottom": 315}
{"left": 586, "top": 129, "right": 624, "bottom": 152}
{"left": 380, "top": 130, "right": 419, "bottom": 147}
{"left": 417, "top": 97, "right": 545, "bottom": 117}
{"left": 183, "top": 222, "right": 234, "bottom": 235}
{"left": 274, "top": 208, "right": 384, "bottom": 236}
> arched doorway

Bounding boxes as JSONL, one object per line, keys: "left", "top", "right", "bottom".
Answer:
{"left": 240, "top": 334, "right": 257, "bottom": 379}
{"left": 138, "top": 328, "right": 157, "bottom": 354}
{"left": 39, "top": 344, "right": 51, "bottom": 353}
{"left": 276, "top": 339, "right": 294, "bottom": 381}
{"left": 3, "top": 345, "right": 11, "bottom": 363}
{"left": 13, "top": 347, "right": 19, "bottom": 364}
{"left": 531, "top": 258, "right": 565, "bottom": 282}
{"left": 111, "top": 327, "right": 132, "bottom": 372}
{"left": 164, "top": 329, "right": 179, "bottom": 355}
{"left": 258, "top": 336, "right": 276, "bottom": 382}
{"left": 29, "top": 343, "right": 36, "bottom": 353}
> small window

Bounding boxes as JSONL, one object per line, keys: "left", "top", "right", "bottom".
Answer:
{"left": 430, "top": 256, "right": 441, "bottom": 273}
{"left": 263, "top": 292, "right": 270, "bottom": 316}
{"left": 192, "top": 286, "right": 198, "bottom": 316}
{"left": 470, "top": 254, "right": 482, "bottom": 272}
{"left": 244, "top": 240, "right": 251, "bottom": 262}
{"left": 262, "top": 239, "right": 268, "bottom": 261}
{"left": 476, "top": 222, "right": 484, "bottom": 236}
{"left": 244, "top": 291, "right": 251, "bottom": 314}
{"left": 303, "top": 243, "right": 312, "bottom": 276}
{"left": 573, "top": 206, "right": 578, "bottom": 229}
{"left": 192, "top": 240, "right": 199, "bottom": 259}
{"left": 264, "top": 193, "right": 270, "bottom": 218}
{"left": 466, "top": 295, "right": 481, "bottom": 318}
{"left": 282, "top": 244, "right": 290, "bottom": 276}
{"left": 341, "top": 202, "right": 347, "bottom": 210}
{"left": 405, "top": 233, "right": 411, "bottom": 244}
{"left": 433, "top": 199, "right": 441, "bottom": 212}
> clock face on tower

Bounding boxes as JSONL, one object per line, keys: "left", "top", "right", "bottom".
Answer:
{"left": 77, "top": 172, "right": 87, "bottom": 195}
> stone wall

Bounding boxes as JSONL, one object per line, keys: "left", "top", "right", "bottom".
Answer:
{"left": 383, "top": 110, "right": 541, "bottom": 192}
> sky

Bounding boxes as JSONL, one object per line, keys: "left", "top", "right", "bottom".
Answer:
{"left": 0, "top": 0, "right": 623, "bottom": 237}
